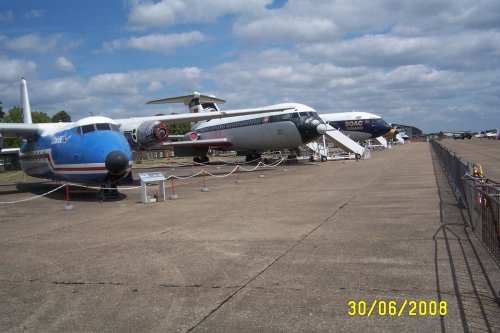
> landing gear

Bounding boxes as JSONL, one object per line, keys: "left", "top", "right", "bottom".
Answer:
{"left": 97, "top": 181, "right": 120, "bottom": 201}
{"left": 193, "top": 156, "right": 209, "bottom": 163}
{"left": 309, "top": 155, "right": 327, "bottom": 162}
{"left": 245, "top": 153, "right": 261, "bottom": 162}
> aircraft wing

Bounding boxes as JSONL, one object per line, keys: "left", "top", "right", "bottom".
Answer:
{"left": 163, "top": 138, "right": 232, "bottom": 149}
{"left": 0, "top": 123, "right": 41, "bottom": 138}
{"left": 115, "top": 106, "right": 292, "bottom": 126}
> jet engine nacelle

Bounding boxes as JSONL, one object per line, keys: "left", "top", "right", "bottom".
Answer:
{"left": 183, "top": 132, "right": 199, "bottom": 141}
{"left": 126, "top": 120, "right": 168, "bottom": 149}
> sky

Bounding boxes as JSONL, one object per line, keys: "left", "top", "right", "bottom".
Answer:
{"left": 0, "top": 0, "right": 499, "bottom": 133}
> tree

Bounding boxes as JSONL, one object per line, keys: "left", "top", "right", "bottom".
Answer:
{"left": 2, "top": 107, "right": 23, "bottom": 148}
{"left": 52, "top": 110, "right": 71, "bottom": 122}
{"left": 155, "top": 113, "right": 192, "bottom": 136}
{"left": 2, "top": 107, "right": 61, "bottom": 148}
{"left": 167, "top": 123, "right": 191, "bottom": 135}
{"left": 31, "top": 111, "right": 51, "bottom": 123}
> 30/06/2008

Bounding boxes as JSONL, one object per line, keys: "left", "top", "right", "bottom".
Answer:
{"left": 347, "top": 300, "right": 447, "bottom": 317}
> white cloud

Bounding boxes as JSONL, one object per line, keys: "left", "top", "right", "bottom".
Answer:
{"left": 103, "top": 32, "right": 206, "bottom": 54}
{"left": 297, "top": 30, "right": 500, "bottom": 71}
{"left": 126, "top": 0, "right": 271, "bottom": 30}
{"left": 0, "top": 56, "right": 37, "bottom": 82}
{"left": 234, "top": 15, "right": 337, "bottom": 44}
{"left": 147, "top": 81, "right": 162, "bottom": 92}
{"left": 55, "top": 57, "right": 75, "bottom": 72}
{"left": 0, "top": 33, "right": 61, "bottom": 54}
{"left": 24, "top": 9, "right": 45, "bottom": 19}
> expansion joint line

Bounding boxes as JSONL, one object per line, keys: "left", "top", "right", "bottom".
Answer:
{"left": 186, "top": 145, "right": 415, "bottom": 332}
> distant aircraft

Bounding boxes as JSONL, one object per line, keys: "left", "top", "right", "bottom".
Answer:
{"left": 320, "top": 111, "right": 396, "bottom": 142}
{"left": 146, "top": 93, "right": 327, "bottom": 162}
{"left": 485, "top": 129, "right": 499, "bottom": 139}
{"left": 0, "top": 79, "right": 289, "bottom": 196}
{"left": 453, "top": 132, "right": 472, "bottom": 140}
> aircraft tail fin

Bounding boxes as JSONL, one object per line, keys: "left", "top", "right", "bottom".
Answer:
{"left": 20, "top": 78, "right": 33, "bottom": 124}
{"left": 146, "top": 92, "right": 225, "bottom": 113}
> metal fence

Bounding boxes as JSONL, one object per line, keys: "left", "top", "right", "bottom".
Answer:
{"left": 430, "top": 140, "right": 470, "bottom": 200}
{"left": 431, "top": 140, "right": 500, "bottom": 264}
{"left": 462, "top": 175, "right": 500, "bottom": 263}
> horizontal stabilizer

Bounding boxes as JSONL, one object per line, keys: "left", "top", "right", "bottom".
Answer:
{"left": 0, "top": 123, "right": 40, "bottom": 138}
{"left": 147, "top": 92, "right": 226, "bottom": 105}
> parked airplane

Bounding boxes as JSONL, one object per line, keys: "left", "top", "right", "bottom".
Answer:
{"left": 0, "top": 79, "right": 289, "bottom": 196}
{"left": 320, "top": 111, "right": 396, "bottom": 142}
{"left": 485, "top": 129, "right": 499, "bottom": 139}
{"left": 147, "top": 93, "right": 328, "bottom": 162}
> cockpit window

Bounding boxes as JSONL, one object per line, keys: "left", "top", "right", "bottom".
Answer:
{"left": 96, "top": 123, "right": 111, "bottom": 131}
{"left": 299, "top": 112, "right": 308, "bottom": 117}
{"left": 82, "top": 124, "right": 95, "bottom": 134}
{"left": 110, "top": 124, "right": 119, "bottom": 131}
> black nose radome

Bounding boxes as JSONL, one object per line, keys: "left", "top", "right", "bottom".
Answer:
{"left": 105, "top": 150, "right": 129, "bottom": 176}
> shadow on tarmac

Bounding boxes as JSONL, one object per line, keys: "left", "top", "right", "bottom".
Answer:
{"left": 431, "top": 148, "right": 500, "bottom": 333}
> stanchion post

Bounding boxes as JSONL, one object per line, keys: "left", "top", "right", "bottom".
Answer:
{"left": 169, "top": 177, "right": 178, "bottom": 200}
{"left": 64, "top": 181, "right": 74, "bottom": 211}
{"left": 201, "top": 170, "right": 209, "bottom": 192}
{"left": 258, "top": 162, "right": 265, "bottom": 178}
{"left": 235, "top": 165, "right": 242, "bottom": 184}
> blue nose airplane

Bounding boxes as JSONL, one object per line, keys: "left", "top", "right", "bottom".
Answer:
{"left": 0, "top": 79, "right": 133, "bottom": 198}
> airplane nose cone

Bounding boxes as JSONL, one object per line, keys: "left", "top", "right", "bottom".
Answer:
{"left": 105, "top": 150, "right": 129, "bottom": 176}
{"left": 383, "top": 128, "right": 397, "bottom": 139}
{"left": 317, "top": 123, "right": 327, "bottom": 135}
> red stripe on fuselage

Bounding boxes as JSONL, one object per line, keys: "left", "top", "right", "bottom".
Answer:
{"left": 19, "top": 151, "right": 131, "bottom": 173}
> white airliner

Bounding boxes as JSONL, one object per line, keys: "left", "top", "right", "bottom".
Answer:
{"left": 147, "top": 93, "right": 328, "bottom": 162}
{"left": 321, "top": 111, "right": 396, "bottom": 142}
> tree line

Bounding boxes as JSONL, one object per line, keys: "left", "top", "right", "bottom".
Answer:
{"left": 0, "top": 106, "right": 71, "bottom": 148}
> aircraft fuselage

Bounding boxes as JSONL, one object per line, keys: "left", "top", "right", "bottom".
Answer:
{"left": 19, "top": 118, "right": 132, "bottom": 184}
{"left": 191, "top": 103, "right": 326, "bottom": 152}
{"left": 321, "top": 112, "right": 393, "bottom": 142}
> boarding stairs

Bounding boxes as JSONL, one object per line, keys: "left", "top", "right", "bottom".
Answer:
{"left": 394, "top": 133, "right": 405, "bottom": 144}
{"left": 306, "top": 125, "right": 365, "bottom": 159}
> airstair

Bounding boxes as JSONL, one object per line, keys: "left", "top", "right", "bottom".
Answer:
{"left": 394, "top": 133, "right": 405, "bottom": 144}
{"left": 306, "top": 125, "right": 365, "bottom": 160}
{"left": 374, "top": 136, "right": 388, "bottom": 148}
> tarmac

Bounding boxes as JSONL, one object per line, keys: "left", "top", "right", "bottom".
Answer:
{"left": 439, "top": 138, "right": 500, "bottom": 181}
{"left": 0, "top": 142, "right": 499, "bottom": 332}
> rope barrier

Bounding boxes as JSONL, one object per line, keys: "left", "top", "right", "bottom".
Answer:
{"left": 0, "top": 157, "right": 288, "bottom": 204}
{"left": 134, "top": 157, "right": 263, "bottom": 169}
{"left": 0, "top": 184, "right": 66, "bottom": 204}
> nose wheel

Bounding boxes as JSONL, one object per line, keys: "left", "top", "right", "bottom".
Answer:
{"left": 97, "top": 180, "right": 120, "bottom": 201}
{"left": 193, "top": 156, "right": 209, "bottom": 163}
